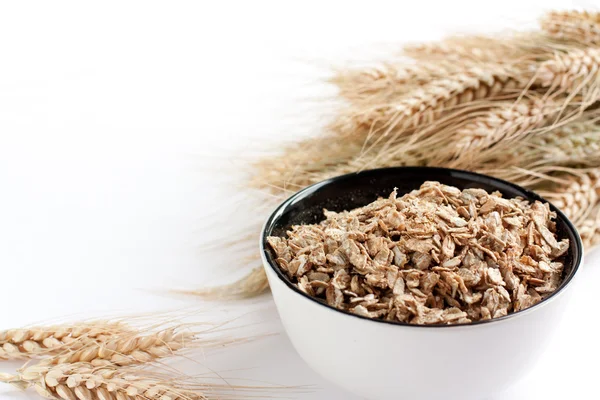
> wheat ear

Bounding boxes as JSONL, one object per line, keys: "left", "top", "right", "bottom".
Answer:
{"left": 536, "top": 47, "right": 600, "bottom": 95}
{"left": 332, "top": 61, "right": 459, "bottom": 105}
{"left": 471, "top": 115, "right": 600, "bottom": 183}
{"left": 44, "top": 328, "right": 195, "bottom": 367}
{"left": 536, "top": 169, "right": 600, "bottom": 224}
{"left": 514, "top": 120, "right": 600, "bottom": 166}
{"left": 0, "top": 322, "right": 129, "bottom": 361}
{"left": 2, "top": 362, "right": 206, "bottom": 400}
{"left": 336, "top": 63, "right": 525, "bottom": 136}
{"left": 540, "top": 10, "right": 600, "bottom": 45}
{"left": 578, "top": 203, "right": 600, "bottom": 250}
{"left": 447, "top": 98, "right": 563, "bottom": 167}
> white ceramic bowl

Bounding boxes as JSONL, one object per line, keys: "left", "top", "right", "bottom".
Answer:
{"left": 261, "top": 167, "right": 583, "bottom": 400}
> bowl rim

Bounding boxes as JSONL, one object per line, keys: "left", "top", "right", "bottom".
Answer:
{"left": 260, "top": 166, "right": 584, "bottom": 328}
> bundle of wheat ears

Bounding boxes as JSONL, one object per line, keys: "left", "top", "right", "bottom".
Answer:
{"left": 232, "top": 9, "right": 600, "bottom": 297}
{"left": 0, "top": 319, "right": 261, "bottom": 399}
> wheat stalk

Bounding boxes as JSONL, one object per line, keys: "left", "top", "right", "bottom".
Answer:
{"left": 541, "top": 10, "right": 600, "bottom": 46}
{"left": 2, "top": 362, "right": 206, "bottom": 400}
{"left": 0, "top": 322, "right": 129, "bottom": 361}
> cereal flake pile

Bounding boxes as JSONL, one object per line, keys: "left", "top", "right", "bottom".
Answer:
{"left": 267, "top": 182, "right": 570, "bottom": 325}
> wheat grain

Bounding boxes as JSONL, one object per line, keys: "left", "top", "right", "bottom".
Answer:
{"left": 578, "top": 203, "right": 600, "bottom": 250}
{"left": 0, "top": 322, "right": 129, "bottom": 361}
{"left": 43, "top": 328, "right": 195, "bottom": 367}
{"left": 541, "top": 10, "right": 600, "bottom": 46}
{"left": 3, "top": 362, "right": 206, "bottom": 400}
{"left": 536, "top": 47, "right": 600, "bottom": 94}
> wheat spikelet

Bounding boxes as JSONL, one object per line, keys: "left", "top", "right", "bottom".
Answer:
{"left": 536, "top": 47, "right": 600, "bottom": 94}
{"left": 2, "top": 362, "right": 206, "bottom": 400}
{"left": 0, "top": 322, "right": 129, "bottom": 361}
{"left": 578, "top": 203, "right": 600, "bottom": 250}
{"left": 43, "top": 328, "right": 195, "bottom": 367}
{"left": 541, "top": 10, "right": 600, "bottom": 46}
{"left": 337, "top": 62, "right": 525, "bottom": 136}
{"left": 537, "top": 169, "right": 600, "bottom": 224}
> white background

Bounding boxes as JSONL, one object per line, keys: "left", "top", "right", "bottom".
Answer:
{"left": 0, "top": 1, "right": 598, "bottom": 399}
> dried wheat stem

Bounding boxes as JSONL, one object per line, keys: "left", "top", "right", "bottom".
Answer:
{"left": 0, "top": 322, "right": 129, "bottom": 361}
{"left": 537, "top": 169, "right": 600, "bottom": 224}
{"left": 541, "top": 10, "right": 600, "bottom": 46}
{"left": 338, "top": 63, "right": 525, "bottom": 136}
{"left": 8, "top": 362, "right": 206, "bottom": 400}
{"left": 536, "top": 47, "right": 600, "bottom": 94}
{"left": 44, "top": 328, "right": 195, "bottom": 367}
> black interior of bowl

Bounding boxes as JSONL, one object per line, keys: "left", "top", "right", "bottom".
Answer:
{"left": 262, "top": 167, "right": 583, "bottom": 325}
